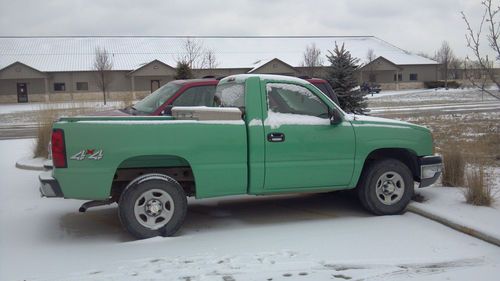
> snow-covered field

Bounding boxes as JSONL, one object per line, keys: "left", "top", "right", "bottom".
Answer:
{"left": 368, "top": 87, "right": 499, "bottom": 107}
{"left": 0, "top": 101, "right": 124, "bottom": 115}
{"left": 0, "top": 101, "right": 125, "bottom": 129}
{"left": 1, "top": 139, "right": 500, "bottom": 281}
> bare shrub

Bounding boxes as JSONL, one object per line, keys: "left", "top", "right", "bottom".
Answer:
{"left": 33, "top": 106, "right": 59, "bottom": 158}
{"left": 121, "top": 93, "right": 135, "bottom": 108}
{"left": 33, "top": 101, "right": 103, "bottom": 159}
{"left": 464, "top": 165, "right": 494, "bottom": 206}
{"left": 441, "top": 148, "right": 465, "bottom": 187}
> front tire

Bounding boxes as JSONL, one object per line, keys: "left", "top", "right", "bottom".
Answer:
{"left": 357, "top": 159, "right": 413, "bottom": 215}
{"left": 118, "top": 175, "right": 187, "bottom": 239}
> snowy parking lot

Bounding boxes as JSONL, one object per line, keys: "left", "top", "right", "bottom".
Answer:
{"left": 1, "top": 139, "right": 500, "bottom": 281}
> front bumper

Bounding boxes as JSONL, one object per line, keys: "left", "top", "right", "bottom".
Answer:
{"left": 418, "top": 155, "right": 442, "bottom": 188}
{"left": 39, "top": 171, "right": 63, "bottom": 198}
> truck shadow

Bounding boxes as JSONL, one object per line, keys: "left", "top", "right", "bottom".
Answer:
{"left": 58, "top": 191, "right": 369, "bottom": 241}
{"left": 181, "top": 191, "right": 370, "bottom": 234}
{"left": 58, "top": 206, "right": 132, "bottom": 242}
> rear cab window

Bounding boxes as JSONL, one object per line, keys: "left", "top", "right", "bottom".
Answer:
{"left": 214, "top": 81, "right": 245, "bottom": 108}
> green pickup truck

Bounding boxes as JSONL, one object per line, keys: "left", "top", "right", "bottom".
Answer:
{"left": 40, "top": 74, "right": 442, "bottom": 239}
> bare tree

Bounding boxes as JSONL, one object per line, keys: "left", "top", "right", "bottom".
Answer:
{"left": 365, "top": 49, "right": 377, "bottom": 84}
{"left": 436, "top": 41, "right": 455, "bottom": 88}
{"left": 464, "top": 59, "right": 491, "bottom": 100}
{"left": 449, "top": 57, "right": 464, "bottom": 79}
{"left": 93, "top": 47, "right": 113, "bottom": 105}
{"left": 366, "top": 48, "right": 376, "bottom": 62}
{"left": 462, "top": 0, "right": 500, "bottom": 99}
{"left": 301, "top": 43, "right": 324, "bottom": 76}
{"left": 177, "top": 38, "right": 204, "bottom": 68}
{"left": 416, "top": 51, "right": 434, "bottom": 60}
{"left": 201, "top": 48, "right": 219, "bottom": 69}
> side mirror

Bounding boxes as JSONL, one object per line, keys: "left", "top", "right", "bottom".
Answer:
{"left": 329, "top": 108, "right": 342, "bottom": 125}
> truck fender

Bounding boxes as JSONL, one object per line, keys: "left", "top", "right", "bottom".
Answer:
{"left": 120, "top": 173, "right": 182, "bottom": 201}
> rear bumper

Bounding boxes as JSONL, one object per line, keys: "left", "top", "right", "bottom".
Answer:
{"left": 418, "top": 155, "right": 442, "bottom": 188}
{"left": 39, "top": 171, "right": 64, "bottom": 198}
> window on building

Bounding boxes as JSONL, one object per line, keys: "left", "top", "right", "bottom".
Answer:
{"left": 54, "top": 83, "right": 66, "bottom": 91}
{"left": 409, "top": 73, "right": 418, "bottom": 81}
{"left": 369, "top": 74, "right": 376, "bottom": 82}
{"left": 393, "top": 73, "right": 402, "bottom": 82}
{"left": 76, "top": 82, "right": 89, "bottom": 91}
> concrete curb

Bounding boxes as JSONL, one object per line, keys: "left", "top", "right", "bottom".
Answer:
{"left": 407, "top": 204, "right": 500, "bottom": 247}
{"left": 15, "top": 157, "right": 47, "bottom": 171}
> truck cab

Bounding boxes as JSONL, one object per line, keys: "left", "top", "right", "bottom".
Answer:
{"left": 96, "top": 77, "right": 340, "bottom": 117}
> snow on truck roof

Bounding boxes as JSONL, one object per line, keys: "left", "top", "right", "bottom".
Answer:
{"left": 0, "top": 36, "right": 436, "bottom": 72}
{"left": 221, "top": 74, "right": 310, "bottom": 84}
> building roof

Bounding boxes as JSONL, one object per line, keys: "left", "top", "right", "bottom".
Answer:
{"left": 248, "top": 58, "right": 296, "bottom": 73}
{"left": 0, "top": 36, "right": 437, "bottom": 72}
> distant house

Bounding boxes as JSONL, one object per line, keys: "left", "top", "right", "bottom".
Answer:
{"left": 0, "top": 36, "right": 438, "bottom": 103}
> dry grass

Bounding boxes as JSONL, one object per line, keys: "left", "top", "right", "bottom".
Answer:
{"left": 386, "top": 111, "right": 500, "bottom": 166}
{"left": 121, "top": 93, "right": 135, "bottom": 108}
{"left": 441, "top": 148, "right": 465, "bottom": 187}
{"left": 464, "top": 165, "right": 494, "bottom": 206}
{"left": 32, "top": 102, "right": 103, "bottom": 158}
{"left": 33, "top": 106, "right": 59, "bottom": 158}
{"left": 372, "top": 94, "right": 499, "bottom": 206}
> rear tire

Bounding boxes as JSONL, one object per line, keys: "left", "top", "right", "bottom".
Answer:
{"left": 118, "top": 175, "right": 187, "bottom": 239}
{"left": 357, "top": 159, "right": 413, "bottom": 215}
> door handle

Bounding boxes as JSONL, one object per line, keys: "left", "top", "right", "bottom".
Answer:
{"left": 267, "top": 132, "right": 285, "bottom": 142}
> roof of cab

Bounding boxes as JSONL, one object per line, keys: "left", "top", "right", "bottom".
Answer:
{"left": 171, "top": 78, "right": 219, "bottom": 85}
{"left": 220, "top": 74, "right": 311, "bottom": 85}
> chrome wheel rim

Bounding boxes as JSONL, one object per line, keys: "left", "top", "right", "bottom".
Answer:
{"left": 375, "top": 171, "right": 405, "bottom": 205}
{"left": 134, "top": 189, "right": 174, "bottom": 230}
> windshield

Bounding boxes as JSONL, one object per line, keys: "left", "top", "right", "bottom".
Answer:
{"left": 133, "top": 82, "right": 182, "bottom": 114}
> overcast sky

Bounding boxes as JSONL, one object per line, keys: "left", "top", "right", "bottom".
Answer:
{"left": 0, "top": 0, "right": 495, "bottom": 59}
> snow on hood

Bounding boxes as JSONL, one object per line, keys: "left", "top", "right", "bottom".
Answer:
{"left": 348, "top": 114, "right": 429, "bottom": 132}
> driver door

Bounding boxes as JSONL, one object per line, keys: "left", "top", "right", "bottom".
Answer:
{"left": 264, "top": 83, "right": 355, "bottom": 190}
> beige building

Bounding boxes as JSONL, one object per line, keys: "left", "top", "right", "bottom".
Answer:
{"left": 0, "top": 36, "right": 439, "bottom": 103}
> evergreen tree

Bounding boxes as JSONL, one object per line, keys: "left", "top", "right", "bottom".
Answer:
{"left": 326, "top": 43, "right": 368, "bottom": 114}
{"left": 175, "top": 61, "right": 194, "bottom": 79}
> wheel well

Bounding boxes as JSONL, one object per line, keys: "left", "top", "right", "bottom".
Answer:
{"left": 363, "top": 148, "right": 419, "bottom": 181}
{"left": 111, "top": 155, "right": 196, "bottom": 199}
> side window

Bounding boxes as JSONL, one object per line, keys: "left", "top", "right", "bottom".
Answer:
{"left": 173, "top": 85, "right": 216, "bottom": 106}
{"left": 266, "top": 83, "right": 329, "bottom": 118}
{"left": 214, "top": 82, "right": 245, "bottom": 107}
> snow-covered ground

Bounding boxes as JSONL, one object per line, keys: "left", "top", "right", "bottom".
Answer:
{"left": 1, "top": 139, "right": 500, "bottom": 281}
{"left": 368, "top": 87, "right": 498, "bottom": 106}
{"left": 412, "top": 186, "right": 500, "bottom": 243}
{"left": 367, "top": 88, "right": 444, "bottom": 99}
{"left": 369, "top": 101, "right": 500, "bottom": 115}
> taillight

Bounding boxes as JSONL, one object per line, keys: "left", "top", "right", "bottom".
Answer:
{"left": 51, "top": 129, "right": 67, "bottom": 168}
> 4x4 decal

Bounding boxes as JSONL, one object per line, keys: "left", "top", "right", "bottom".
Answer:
{"left": 70, "top": 149, "right": 103, "bottom": 161}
